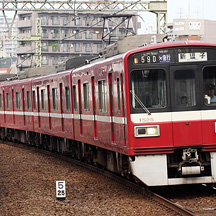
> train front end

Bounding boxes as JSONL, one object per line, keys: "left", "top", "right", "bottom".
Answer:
{"left": 125, "top": 42, "right": 216, "bottom": 186}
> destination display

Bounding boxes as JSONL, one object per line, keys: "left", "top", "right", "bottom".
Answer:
{"left": 131, "top": 47, "right": 216, "bottom": 65}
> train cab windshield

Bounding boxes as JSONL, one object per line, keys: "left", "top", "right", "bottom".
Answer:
{"left": 129, "top": 46, "right": 216, "bottom": 114}
{"left": 130, "top": 69, "right": 167, "bottom": 110}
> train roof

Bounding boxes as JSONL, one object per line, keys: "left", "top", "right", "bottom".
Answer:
{"left": 124, "top": 40, "right": 216, "bottom": 57}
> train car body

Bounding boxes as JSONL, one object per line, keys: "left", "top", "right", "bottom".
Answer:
{"left": 0, "top": 41, "right": 216, "bottom": 186}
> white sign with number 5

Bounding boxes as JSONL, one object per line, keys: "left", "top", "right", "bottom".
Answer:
{"left": 56, "top": 181, "right": 66, "bottom": 200}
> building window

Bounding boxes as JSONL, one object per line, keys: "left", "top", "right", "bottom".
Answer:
{"left": 42, "top": 29, "right": 48, "bottom": 38}
{"left": 96, "top": 43, "right": 102, "bottom": 53}
{"left": 65, "top": 86, "right": 71, "bottom": 112}
{"left": 97, "top": 17, "right": 103, "bottom": 26}
{"left": 72, "top": 85, "right": 77, "bottom": 111}
{"left": 74, "top": 17, "right": 82, "bottom": 26}
{"left": 33, "top": 90, "right": 36, "bottom": 110}
{"left": 85, "top": 30, "right": 92, "bottom": 39}
{"left": 61, "top": 29, "right": 68, "bottom": 38}
{"left": 40, "top": 16, "right": 48, "bottom": 25}
{"left": 27, "top": 91, "right": 31, "bottom": 110}
{"left": 16, "top": 92, "right": 21, "bottom": 110}
{"left": 74, "top": 43, "right": 82, "bottom": 52}
{"left": 42, "top": 56, "right": 48, "bottom": 65}
{"left": 41, "top": 89, "right": 46, "bottom": 110}
{"left": 61, "top": 16, "right": 68, "bottom": 26}
{"left": 51, "top": 29, "right": 59, "bottom": 38}
{"left": 83, "top": 83, "right": 90, "bottom": 112}
{"left": 51, "top": 16, "right": 59, "bottom": 25}
{"left": 85, "top": 43, "right": 92, "bottom": 52}
{"left": 62, "top": 43, "right": 70, "bottom": 52}
{"left": 75, "top": 32, "right": 82, "bottom": 39}
{"left": 52, "top": 88, "right": 58, "bottom": 111}
{"left": 85, "top": 15, "right": 91, "bottom": 26}
{"left": 51, "top": 56, "right": 58, "bottom": 65}
{"left": 41, "top": 42, "right": 48, "bottom": 52}
{"left": 98, "top": 80, "right": 107, "bottom": 112}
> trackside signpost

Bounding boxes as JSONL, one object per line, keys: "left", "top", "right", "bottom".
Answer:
{"left": 56, "top": 181, "right": 66, "bottom": 200}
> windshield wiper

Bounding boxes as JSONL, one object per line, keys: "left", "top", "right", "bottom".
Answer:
{"left": 130, "top": 90, "right": 151, "bottom": 115}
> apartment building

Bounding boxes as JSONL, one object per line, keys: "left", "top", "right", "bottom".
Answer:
{"left": 16, "top": 11, "right": 138, "bottom": 67}
{"left": 0, "top": 16, "right": 17, "bottom": 58}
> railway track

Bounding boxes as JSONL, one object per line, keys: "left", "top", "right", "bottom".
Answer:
{"left": 2, "top": 141, "right": 198, "bottom": 216}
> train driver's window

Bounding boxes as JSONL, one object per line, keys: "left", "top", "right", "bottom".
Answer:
{"left": 0, "top": 93, "right": 2, "bottom": 109}
{"left": 174, "top": 70, "right": 196, "bottom": 107}
{"left": 130, "top": 69, "right": 167, "bottom": 109}
{"left": 203, "top": 66, "right": 216, "bottom": 105}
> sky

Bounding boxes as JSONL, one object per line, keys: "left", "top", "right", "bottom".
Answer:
{"left": 138, "top": 0, "right": 216, "bottom": 33}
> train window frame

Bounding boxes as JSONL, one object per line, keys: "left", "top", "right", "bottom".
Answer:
{"left": 202, "top": 65, "right": 216, "bottom": 106}
{"left": 83, "top": 82, "right": 90, "bottom": 112}
{"left": 7, "top": 93, "right": 11, "bottom": 110}
{"left": 130, "top": 68, "right": 167, "bottom": 112}
{"left": 117, "top": 77, "right": 121, "bottom": 113}
{"left": 98, "top": 79, "right": 107, "bottom": 113}
{"left": 27, "top": 91, "right": 31, "bottom": 110}
{"left": 32, "top": 90, "right": 36, "bottom": 110}
{"left": 72, "top": 85, "right": 77, "bottom": 112}
{"left": 173, "top": 69, "right": 196, "bottom": 107}
{"left": 0, "top": 93, "right": 2, "bottom": 109}
{"left": 65, "top": 86, "right": 71, "bottom": 112}
{"left": 41, "top": 89, "right": 46, "bottom": 111}
{"left": 16, "top": 92, "right": 21, "bottom": 110}
{"left": 52, "top": 87, "right": 58, "bottom": 111}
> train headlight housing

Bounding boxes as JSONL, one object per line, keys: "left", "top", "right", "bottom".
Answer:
{"left": 134, "top": 125, "right": 160, "bottom": 138}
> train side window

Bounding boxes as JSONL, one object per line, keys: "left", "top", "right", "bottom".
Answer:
{"left": 27, "top": 91, "right": 31, "bottom": 110}
{"left": 0, "top": 93, "right": 2, "bottom": 109}
{"left": 52, "top": 87, "right": 58, "bottom": 111}
{"left": 72, "top": 85, "right": 77, "bottom": 111}
{"left": 16, "top": 92, "right": 21, "bottom": 110}
{"left": 83, "top": 83, "right": 90, "bottom": 112}
{"left": 117, "top": 77, "right": 121, "bottom": 113}
{"left": 98, "top": 80, "right": 107, "bottom": 113}
{"left": 33, "top": 90, "right": 36, "bottom": 110}
{"left": 7, "top": 93, "right": 11, "bottom": 110}
{"left": 41, "top": 89, "right": 46, "bottom": 110}
{"left": 65, "top": 86, "right": 71, "bottom": 112}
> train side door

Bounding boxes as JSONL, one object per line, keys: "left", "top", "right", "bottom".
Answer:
{"left": 170, "top": 65, "right": 202, "bottom": 146}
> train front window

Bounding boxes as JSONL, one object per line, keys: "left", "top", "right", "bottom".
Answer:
{"left": 130, "top": 69, "right": 167, "bottom": 111}
{"left": 174, "top": 70, "right": 196, "bottom": 106}
{"left": 203, "top": 66, "right": 216, "bottom": 105}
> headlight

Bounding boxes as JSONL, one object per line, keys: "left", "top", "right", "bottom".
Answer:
{"left": 134, "top": 125, "right": 160, "bottom": 138}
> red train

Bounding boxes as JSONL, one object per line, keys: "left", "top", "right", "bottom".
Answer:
{"left": 1, "top": 40, "right": 216, "bottom": 186}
